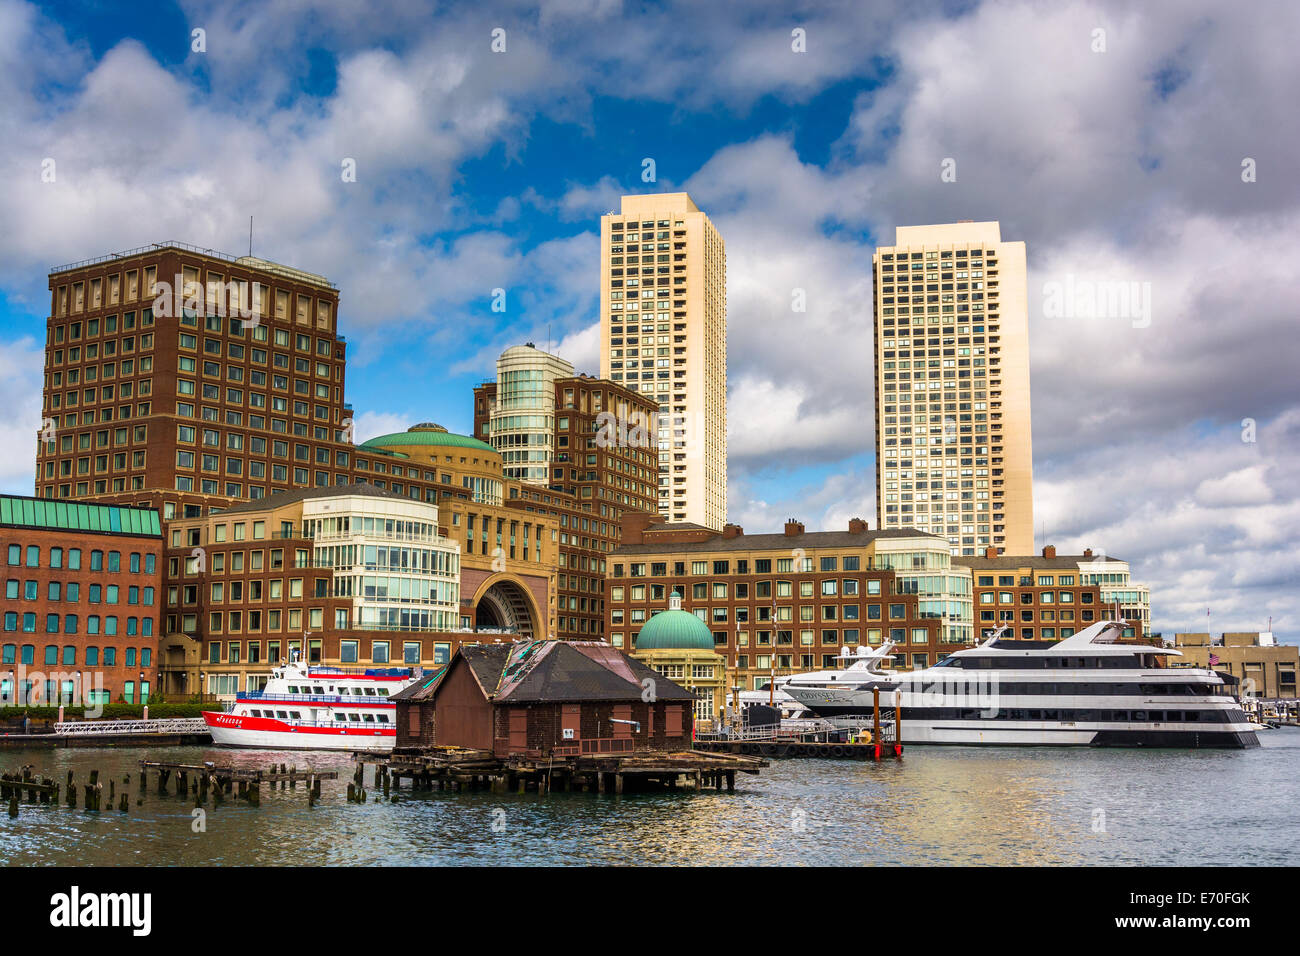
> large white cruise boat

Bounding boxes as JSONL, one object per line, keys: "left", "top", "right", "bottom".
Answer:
{"left": 201, "top": 657, "right": 424, "bottom": 751}
{"left": 782, "top": 620, "right": 1259, "bottom": 748}
{"left": 739, "top": 643, "right": 897, "bottom": 719}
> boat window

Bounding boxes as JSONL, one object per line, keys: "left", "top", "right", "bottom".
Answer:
{"left": 364, "top": 687, "right": 376, "bottom": 696}
{"left": 363, "top": 713, "right": 375, "bottom": 722}
{"left": 349, "top": 714, "right": 360, "bottom": 721}
{"left": 377, "top": 714, "right": 390, "bottom": 723}
{"left": 376, "top": 688, "right": 389, "bottom": 696}
{"left": 313, "top": 686, "right": 325, "bottom": 694}
{"left": 291, "top": 711, "right": 302, "bottom": 719}
{"left": 333, "top": 713, "right": 345, "bottom": 721}
{"left": 287, "top": 685, "right": 298, "bottom": 693}
{"left": 275, "top": 710, "right": 288, "bottom": 718}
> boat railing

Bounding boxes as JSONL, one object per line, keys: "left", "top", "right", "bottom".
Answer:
{"left": 214, "top": 715, "right": 393, "bottom": 731}
{"left": 306, "top": 665, "right": 419, "bottom": 678}
{"left": 239, "top": 691, "right": 393, "bottom": 705}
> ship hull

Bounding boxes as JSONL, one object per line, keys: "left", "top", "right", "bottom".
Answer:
{"left": 783, "top": 690, "right": 1260, "bottom": 748}
{"left": 202, "top": 711, "right": 396, "bottom": 752}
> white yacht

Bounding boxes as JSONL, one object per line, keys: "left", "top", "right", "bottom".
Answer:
{"left": 738, "top": 643, "right": 896, "bottom": 719}
{"left": 783, "top": 621, "right": 1259, "bottom": 749}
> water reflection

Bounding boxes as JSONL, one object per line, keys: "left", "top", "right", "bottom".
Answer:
{"left": 1, "top": 734, "right": 1297, "bottom": 866}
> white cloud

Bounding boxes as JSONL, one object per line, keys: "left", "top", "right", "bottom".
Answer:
{"left": 0, "top": 337, "right": 49, "bottom": 493}
{"left": 1195, "top": 467, "right": 1274, "bottom": 509}
{"left": 351, "top": 410, "right": 415, "bottom": 445}
{"left": 2, "top": 0, "right": 1297, "bottom": 636}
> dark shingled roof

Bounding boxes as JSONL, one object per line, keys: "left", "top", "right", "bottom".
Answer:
{"left": 497, "top": 642, "right": 694, "bottom": 703}
{"left": 390, "top": 643, "right": 513, "bottom": 702}
{"left": 465, "top": 643, "right": 516, "bottom": 694}
{"left": 613, "top": 526, "right": 947, "bottom": 556}
{"left": 214, "top": 481, "right": 412, "bottom": 516}
{"left": 405, "top": 640, "right": 695, "bottom": 705}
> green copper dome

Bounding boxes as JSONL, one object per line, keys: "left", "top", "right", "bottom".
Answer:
{"left": 635, "top": 594, "right": 716, "bottom": 651}
{"left": 361, "top": 424, "right": 496, "bottom": 454}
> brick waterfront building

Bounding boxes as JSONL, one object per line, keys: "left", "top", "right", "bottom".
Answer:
{"left": 1, "top": 494, "right": 162, "bottom": 705}
{"left": 606, "top": 513, "right": 976, "bottom": 695}
{"left": 473, "top": 345, "right": 659, "bottom": 640}
{"left": 38, "top": 242, "right": 660, "bottom": 699}
{"left": 957, "top": 544, "right": 1151, "bottom": 640}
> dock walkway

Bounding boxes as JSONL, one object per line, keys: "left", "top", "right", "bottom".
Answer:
{"left": 355, "top": 747, "right": 767, "bottom": 795}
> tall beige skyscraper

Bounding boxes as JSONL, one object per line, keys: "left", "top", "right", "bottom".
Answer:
{"left": 599, "top": 193, "right": 727, "bottom": 530}
{"left": 872, "top": 221, "right": 1034, "bottom": 556}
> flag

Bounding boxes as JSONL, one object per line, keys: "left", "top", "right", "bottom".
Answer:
{"left": 1208, "top": 653, "right": 1220, "bottom": 667}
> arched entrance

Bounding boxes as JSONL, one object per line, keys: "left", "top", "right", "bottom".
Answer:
{"left": 473, "top": 577, "right": 543, "bottom": 641}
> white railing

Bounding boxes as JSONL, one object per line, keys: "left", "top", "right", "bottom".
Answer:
{"left": 53, "top": 718, "right": 209, "bottom": 737}
{"left": 698, "top": 715, "right": 888, "bottom": 742}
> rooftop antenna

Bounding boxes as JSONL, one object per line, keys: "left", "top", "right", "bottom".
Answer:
{"left": 248, "top": 216, "right": 253, "bottom": 258}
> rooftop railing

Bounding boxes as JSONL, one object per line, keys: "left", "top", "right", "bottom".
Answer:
{"left": 50, "top": 241, "right": 338, "bottom": 289}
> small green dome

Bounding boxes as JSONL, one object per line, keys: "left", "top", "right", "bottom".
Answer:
{"left": 635, "top": 594, "right": 715, "bottom": 651}
{"left": 361, "top": 424, "right": 496, "bottom": 454}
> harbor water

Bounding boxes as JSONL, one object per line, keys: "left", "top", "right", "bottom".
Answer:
{"left": 3, "top": 731, "right": 1298, "bottom": 866}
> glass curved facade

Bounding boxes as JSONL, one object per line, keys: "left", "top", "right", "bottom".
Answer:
{"left": 303, "top": 499, "right": 461, "bottom": 633}
{"left": 489, "top": 347, "right": 574, "bottom": 484}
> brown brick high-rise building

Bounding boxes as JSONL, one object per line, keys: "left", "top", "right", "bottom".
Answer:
{"left": 474, "top": 345, "right": 659, "bottom": 640}
{"left": 42, "top": 242, "right": 352, "bottom": 518}
{"left": 39, "top": 243, "right": 564, "bottom": 698}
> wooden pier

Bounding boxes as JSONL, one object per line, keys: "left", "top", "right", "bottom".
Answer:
{"left": 694, "top": 739, "right": 903, "bottom": 760}
{"left": 137, "top": 760, "right": 339, "bottom": 807}
{"left": 699, "top": 686, "right": 904, "bottom": 761}
{"left": 354, "top": 747, "right": 767, "bottom": 796}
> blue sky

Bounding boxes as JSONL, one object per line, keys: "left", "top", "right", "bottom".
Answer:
{"left": 1, "top": 0, "right": 1298, "bottom": 635}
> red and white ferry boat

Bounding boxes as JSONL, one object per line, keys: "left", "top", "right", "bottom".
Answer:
{"left": 201, "top": 656, "right": 424, "bottom": 752}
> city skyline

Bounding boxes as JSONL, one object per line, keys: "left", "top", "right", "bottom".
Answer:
{"left": 0, "top": 0, "right": 1296, "bottom": 638}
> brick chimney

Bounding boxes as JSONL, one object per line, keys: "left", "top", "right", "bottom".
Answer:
{"left": 1083, "top": 548, "right": 1093, "bottom": 558}
{"left": 721, "top": 523, "right": 744, "bottom": 539}
{"left": 619, "top": 511, "right": 659, "bottom": 545}
{"left": 984, "top": 546, "right": 999, "bottom": 560}
{"left": 848, "top": 518, "right": 868, "bottom": 534}
{"left": 784, "top": 519, "right": 805, "bottom": 537}
{"left": 1042, "top": 545, "right": 1056, "bottom": 558}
